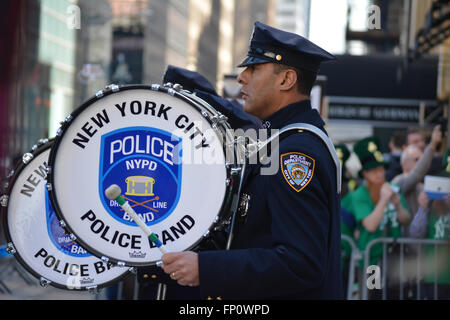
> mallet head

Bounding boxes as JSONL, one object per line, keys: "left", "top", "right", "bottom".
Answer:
{"left": 105, "top": 184, "right": 122, "bottom": 200}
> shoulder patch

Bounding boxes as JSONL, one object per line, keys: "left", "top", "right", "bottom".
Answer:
{"left": 280, "top": 152, "right": 315, "bottom": 192}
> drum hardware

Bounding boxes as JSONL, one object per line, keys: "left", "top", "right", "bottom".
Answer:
{"left": 22, "top": 153, "right": 33, "bottom": 165}
{"left": 59, "top": 114, "right": 74, "bottom": 127}
{"left": 172, "top": 83, "right": 183, "bottom": 91}
{"left": 59, "top": 220, "right": 67, "bottom": 228}
{"left": 6, "top": 242, "right": 16, "bottom": 255}
{"left": 96, "top": 83, "right": 119, "bottom": 98}
{"left": 40, "top": 277, "right": 51, "bottom": 288}
{"left": 6, "top": 169, "right": 15, "bottom": 179}
{"left": 0, "top": 195, "right": 8, "bottom": 207}
{"left": 32, "top": 138, "right": 50, "bottom": 151}
{"left": 87, "top": 286, "right": 99, "bottom": 295}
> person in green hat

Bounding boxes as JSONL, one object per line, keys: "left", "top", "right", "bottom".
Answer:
{"left": 409, "top": 149, "right": 450, "bottom": 299}
{"left": 350, "top": 137, "right": 411, "bottom": 298}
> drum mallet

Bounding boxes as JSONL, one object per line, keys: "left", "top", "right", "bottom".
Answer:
{"left": 105, "top": 184, "right": 168, "bottom": 254}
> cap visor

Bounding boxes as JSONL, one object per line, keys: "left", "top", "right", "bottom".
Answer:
{"left": 237, "top": 55, "right": 272, "bottom": 68}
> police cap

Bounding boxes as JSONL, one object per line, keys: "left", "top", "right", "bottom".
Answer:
{"left": 238, "top": 21, "right": 336, "bottom": 73}
{"left": 163, "top": 65, "right": 218, "bottom": 96}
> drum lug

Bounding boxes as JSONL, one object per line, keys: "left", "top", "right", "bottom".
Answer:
{"left": 0, "top": 195, "right": 8, "bottom": 207}
{"left": 167, "top": 88, "right": 176, "bottom": 96}
{"left": 201, "top": 110, "right": 209, "bottom": 119}
{"left": 105, "top": 84, "right": 119, "bottom": 92}
{"left": 202, "top": 230, "right": 210, "bottom": 238}
{"left": 225, "top": 178, "right": 231, "bottom": 186}
{"left": 65, "top": 114, "right": 73, "bottom": 122}
{"left": 7, "top": 169, "right": 15, "bottom": 179}
{"left": 6, "top": 242, "right": 16, "bottom": 254}
{"left": 59, "top": 220, "right": 67, "bottom": 228}
{"left": 46, "top": 183, "right": 52, "bottom": 191}
{"left": 172, "top": 83, "right": 183, "bottom": 91}
{"left": 101, "top": 256, "right": 109, "bottom": 263}
{"left": 95, "top": 89, "right": 104, "bottom": 98}
{"left": 231, "top": 167, "right": 241, "bottom": 175}
{"left": 117, "top": 261, "right": 126, "bottom": 268}
{"left": 162, "top": 82, "right": 173, "bottom": 88}
{"left": 129, "top": 267, "right": 137, "bottom": 274}
{"left": 151, "top": 84, "right": 161, "bottom": 91}
{"left": 39, "top": 277, "right": 52, "bottom": 288}
{"left": 45, "top": 165, "right": 51, "bottom": 175}
{"left": 56, "top": 127, "right": 63, "bottom": 136}
{"left": 69, "top": 233, "right": 77, "bottom": 241}
{"left": 87, "top": 285, "right": 99, "bottom": 295}
{"left": 155, "top": 260, "right": 163, "bottom": 268}
{"left": 22, "top": 152, "right": 34, "bottom": 164}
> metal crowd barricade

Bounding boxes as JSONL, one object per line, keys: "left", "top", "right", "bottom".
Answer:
{"left": 362, "top": 237, "right": 450, "bottom": 300}
{"left": 341, "top": 234, "right": 362, "bottom": 300}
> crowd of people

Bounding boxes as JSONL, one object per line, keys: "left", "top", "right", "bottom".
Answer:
{"left": 338, "top": 125, "right": 450, "bottom": 299}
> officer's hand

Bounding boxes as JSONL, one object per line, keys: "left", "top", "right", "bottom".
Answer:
{"left": 161, "top": 251, "right": 200, "bottom": 287}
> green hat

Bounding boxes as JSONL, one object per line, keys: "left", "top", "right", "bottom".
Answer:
{"left": 353, "top": 137, "right": 389, "bottom": 174}
{"left": 335, "top": 144, "right": 350, "bottom": 165}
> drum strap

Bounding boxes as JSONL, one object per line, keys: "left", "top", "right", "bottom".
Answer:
{"left": 253, "top": 123, "right": 342, "bottom": 194}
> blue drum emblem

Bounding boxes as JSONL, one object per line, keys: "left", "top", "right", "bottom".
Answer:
{"left": 46, "top": 189, "right": 91, "bottom": 257}
{"left": 99, "top": 127, "right": 182, "bottom": 226}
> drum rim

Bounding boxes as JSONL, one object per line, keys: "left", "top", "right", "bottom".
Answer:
{"left": 1, "top": 139, "right": 131, "bottom": 291}
{"left": 47, "top": 84, "right": 239, "bottom": 266}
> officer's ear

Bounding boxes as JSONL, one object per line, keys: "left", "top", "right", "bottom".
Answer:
{"left": 278, "top": 68, "right": 298, "bottom": 92}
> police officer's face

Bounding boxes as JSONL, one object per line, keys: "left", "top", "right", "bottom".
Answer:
{"left": 237, "top": 63, "right": 279, "bottom": 119}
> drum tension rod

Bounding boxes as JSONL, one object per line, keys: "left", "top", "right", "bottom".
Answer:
{"left": 6, "top": 242, "right": 16, "bottom": 255}
{"left": 0, "top": 195, "right": 8, "bottom": 207}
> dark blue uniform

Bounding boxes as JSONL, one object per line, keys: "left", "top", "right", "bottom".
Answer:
{"left": 198, "top": 100, "right": 343, "bottom": 299}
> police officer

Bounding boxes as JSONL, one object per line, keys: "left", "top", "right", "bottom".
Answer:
{"left": 160, "top": 21, "right": 343, "bottom": 299}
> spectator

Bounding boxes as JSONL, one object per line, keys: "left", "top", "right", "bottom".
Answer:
{"left": 385, "top": 131, "right": 407, "bottom": 181}
{"left": 392, "top": 125, "right": 443, "bottom": 225}
{"left": 350, "top": 136, "right": 411, "bottom": 299}
{"left": 409, "top": 150, "right": 450, "bottom": 299}
{"left": 407, "top": 128, "right": 426, "bottom": 152}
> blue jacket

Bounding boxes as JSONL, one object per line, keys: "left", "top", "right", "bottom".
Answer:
{"left": 198, "top": 99, "right": 342, "bottom": 299}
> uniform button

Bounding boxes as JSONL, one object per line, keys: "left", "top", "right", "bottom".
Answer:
{"left": 216, "top": 296, "right": 222, "bottom": 300}
{"left": 151, "top": 274, "right": 157, "bottom": 279}
{"left": 143, "top": 274, "right": 149, "bottom": 279}
{"left": 207, "top": 296, "right": 212, "bottom": 300}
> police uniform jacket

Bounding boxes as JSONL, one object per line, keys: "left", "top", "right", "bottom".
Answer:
{"left": 198, "top": 99, "right": 343, "bottom": 299}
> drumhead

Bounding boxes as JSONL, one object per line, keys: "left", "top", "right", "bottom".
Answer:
{"left": 47, "top": 85, "right": 231, "bottom": 266}
{"left": 1, "top": 140, "right": 130, "bottom": 290}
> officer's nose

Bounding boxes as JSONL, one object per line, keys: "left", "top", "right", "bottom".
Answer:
{"left": 237, "top": 69, "right": 247, "bottom": 85}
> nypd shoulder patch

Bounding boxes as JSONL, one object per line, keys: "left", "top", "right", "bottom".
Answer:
{"left": 280, "top": 152, "right": 315, "bottom": 192}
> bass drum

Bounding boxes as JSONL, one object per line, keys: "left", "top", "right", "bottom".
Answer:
{"left": 47, "top": 84, "right": 242, "bottom": 267}
{"left": 1, "top": 139, "right": 131, "bottom": 290}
